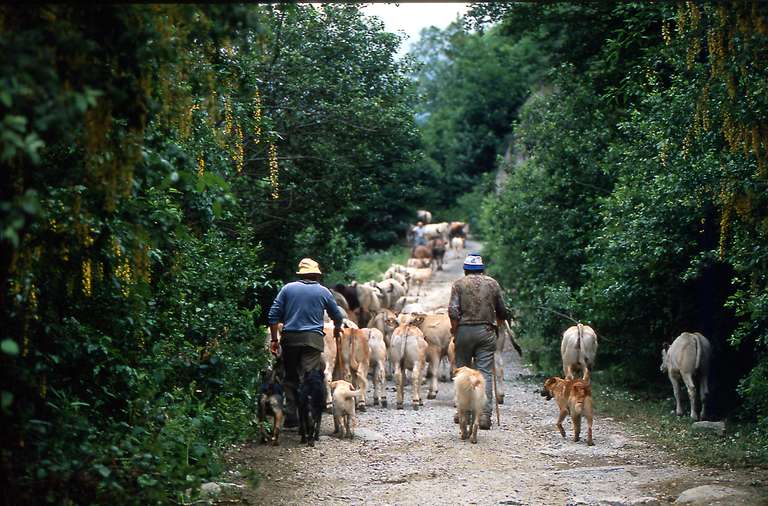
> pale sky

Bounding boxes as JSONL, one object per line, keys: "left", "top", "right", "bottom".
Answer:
{"left": 360, "top": 3, "right": 470, "bottom": 57}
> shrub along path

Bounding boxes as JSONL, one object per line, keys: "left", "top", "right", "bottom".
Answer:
{"left": 221, "top": 240, "right": 767, "bottom": 505}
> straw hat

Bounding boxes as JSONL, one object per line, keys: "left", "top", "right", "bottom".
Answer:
{"left": 296, "top": 257, "right": 322, "bottom": 275}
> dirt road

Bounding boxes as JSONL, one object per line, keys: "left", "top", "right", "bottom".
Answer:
{"left": 223, "top": 240, "right": 767, "bottom": 505}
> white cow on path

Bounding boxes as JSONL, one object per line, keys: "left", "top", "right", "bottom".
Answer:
{"left": 560, "top": 323, "right": 598, "bottom": 381}
{"left": 660, "top": 332, "right": 712, "bottom": 421}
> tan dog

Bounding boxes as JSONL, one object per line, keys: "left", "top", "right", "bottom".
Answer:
{"left": 453, "top": 367, "right": 486, "bottom": 444}
{"left": 542, "top": 376, "right": 594, "bottom": 446}
{"left": 330, "top": 380, "right": 362, "bottom": 438}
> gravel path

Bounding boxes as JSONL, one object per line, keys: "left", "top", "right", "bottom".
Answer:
{"left": 223, "top": 240, "right": 767, "bottom": 506}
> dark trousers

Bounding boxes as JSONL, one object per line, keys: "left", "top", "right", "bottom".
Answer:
{"left": 454, "top": 324, "right": 496, "bottom": 418}
{"left": 282, "top": 345, "right": 325, "bottom": 420}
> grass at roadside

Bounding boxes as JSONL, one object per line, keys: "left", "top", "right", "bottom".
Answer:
{"left": 592, "top": 379, "right": 768, "bottom": 469}
{"left": 515, "top": 337, "right": 768, "bottom": 470}
{"left": 325, "top": 245, "right": 410, "bottom": 286}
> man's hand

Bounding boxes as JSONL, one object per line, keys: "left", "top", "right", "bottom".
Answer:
{"left": 270, "top": 339, "right": 279, "bottom": 356}
{"left": 333, "top": 326, "right": 342, "bottom": 338}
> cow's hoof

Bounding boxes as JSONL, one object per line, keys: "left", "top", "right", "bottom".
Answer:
{"left": 427, "top": 393, "right": 437, "bottom": 400}
{"left": 587, "top": 440, "right": 594, "bottom": 446}
{"left": 373, "top": 398, "right": 380, "bottom": 406}
{"left": 308, "top": 440, "right": 315, "bottom": 447}
{"left": 396, "top": 403, "right": 404, "bottom": 410}
{"left": 496, "top": 395, "right": 504, "bottom": 405}
{"left": 413, "top": 403, "right": 419, "bottom": 411}
{"left": 381, "top": 400, "right": 388, "bottom": 408}
{"left": 418, "top": 399, "right": 424, "bottom": 406}
{"left": 470, "top": 437, "right": 477, "bottom": 444}
{"left": 272, "top": 439, "right": 280, "bottom": 447}
{"left": 357, "top": 403, "right": 367, "bottom": 412}
{"left": 300, "top": 436, "right": 307, "bottom": 444}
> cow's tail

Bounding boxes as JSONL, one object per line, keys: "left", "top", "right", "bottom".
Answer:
{"left": 693, "top": 333, "right": 702, "bottom": 372}
{"left": 399, "top": 324, "right": 409, "bottom": 369}
{"left": 576, "top": 323, "right": 583, "bottom": 351}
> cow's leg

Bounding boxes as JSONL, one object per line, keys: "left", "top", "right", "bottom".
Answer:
{"left": 494, "top": 351, "right": 505, "bottom": 405}
{"left": 356, "top": 366, "right": 368, "bottom": 411}
{"left": 324, "top": 362, "right": 334, "bottom": 411}
{"left": 681, "top": 373, "right": 699, "bottom": 420}
{"left": 427, "top": 346, "right": 439, "bottom": 399}
{"left": 564, "top": 364, "right": 576, "bottom": 380}
{"left": 412, "top": 359, "right": 423, "bottom": 410}
{"left": 556, "top": 408, "right": 567, "bottom": 439}
{"left": 669, "top": 372, "right": 685, "bottom": 416}
{"left": 377, "top": 361, "right": 387, "bottom": 407}
{"left": 395, "top": 363, "right": 404, "bottom": 409}
{"left": 699, "top": 376, "right": 709, "bottom": 420}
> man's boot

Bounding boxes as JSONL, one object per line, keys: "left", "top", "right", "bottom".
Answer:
{"left": 479, "top": 414, "right": 492, "bottom": 430}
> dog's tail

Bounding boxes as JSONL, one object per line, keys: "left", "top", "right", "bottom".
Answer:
{"left": 570, "top": 381, "right": 592, "bottom": 416}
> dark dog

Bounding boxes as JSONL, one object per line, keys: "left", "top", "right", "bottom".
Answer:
{"left": 298, "top": 369, "right": 326, "bottom": 446}
{"left": 258, "top": 380, "right": 285, "bottom": 446}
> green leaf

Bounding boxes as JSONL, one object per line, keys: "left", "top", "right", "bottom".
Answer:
{"left": 94, "top": 464, "right": 111, "bottom": 478}
{"left": 1, "top": 339, "right": 19, "bottom": 356}
{"left": 1, "top": 391, "right": 13, "bottom": 410}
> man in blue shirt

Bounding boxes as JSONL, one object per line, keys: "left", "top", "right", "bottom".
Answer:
{"left": 268, "top": 258, "right": 344, "bottom": 428}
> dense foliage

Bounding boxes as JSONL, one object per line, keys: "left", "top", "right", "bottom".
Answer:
{"left": 464, "top": 1, "right": 768, "bottom": 423}
{"left": 0, "top": 5, "right": 423, "bottom": 503}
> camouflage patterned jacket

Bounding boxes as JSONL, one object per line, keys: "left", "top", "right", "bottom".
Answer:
{"left": 448, "top": 273, "right": 509, "bottom": 326}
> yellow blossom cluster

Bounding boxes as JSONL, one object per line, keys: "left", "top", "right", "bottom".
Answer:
{"left": 235, "top": 123, "right": 244, "bottom": 174}
{"left": 198, "top": 157, "right": 205, "bottom": 177}
{"left": 253, "top": 89, "right": 262, "bottom": 144}
{"left": 82, "top": 259, "right": 92, "bottom": 297}
{"left": 269, "top": 142, "right": 279, "bottom": 200}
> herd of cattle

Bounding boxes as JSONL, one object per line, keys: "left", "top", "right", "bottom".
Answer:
{"left": 262, "top": 211, "right": 714, "bottom": 446}
{"left": 323, "top": 216, "right": 502, "bottom": 416}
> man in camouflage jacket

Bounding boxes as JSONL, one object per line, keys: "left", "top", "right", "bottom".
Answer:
{"left": 448, "top": 252, "right": 509, "bottom": 429}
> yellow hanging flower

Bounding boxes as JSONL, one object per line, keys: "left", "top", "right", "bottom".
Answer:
{"left": 198, "top": 157, "right": 206, "bottom": 177}
{"left": 269, "top": 142, "right": 279, "bottom": 200}
{"left": 253, "top": 89, "right": 262, "bottom": 145}
{"left": 82, "top": 259, "right": 92, "bottom": 297}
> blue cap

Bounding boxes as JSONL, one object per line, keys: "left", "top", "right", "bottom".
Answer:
{"left": 463, "top": 253, "right": 484, "bottom": 271}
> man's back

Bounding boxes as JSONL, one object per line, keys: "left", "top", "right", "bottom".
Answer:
{"left": 449, "top": 274, "right": 506, "bottom": 326}
{"left": 269, "top": 280, "right": 341, "bottom": 334}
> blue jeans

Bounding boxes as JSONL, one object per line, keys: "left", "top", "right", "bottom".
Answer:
{"left": 454, "top": 324, "right": 495, "bottom": 418}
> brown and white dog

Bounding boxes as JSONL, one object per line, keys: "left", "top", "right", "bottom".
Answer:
{"left": 453, "top": 366, "right": 486, "bottom": 444}
{"left": 542, "top": 376, "right": 594, "bottom": 446}
{"left": 330, "top": 380, "right": 362, "bottom": 438}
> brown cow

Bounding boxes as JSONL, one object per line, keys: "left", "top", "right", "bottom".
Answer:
{"left": 428, "top": 238, "right": 447, "bottom": 271}
{"left": 413, "top": 312, "right": 454, "bottom": 399}
{"left": 337, "top": 327, "right": 371, "bottom": 411}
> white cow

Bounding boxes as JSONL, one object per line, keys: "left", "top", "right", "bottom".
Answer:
{"left": 389, "top": 315, "right": 428, "bottom": 410}
{"left": 494, "top": 320, "right": 523, "bottom": 405}
{"left": 560, "top": 323, "right": 598, "bottom": 381}
{"left": 660, "top": 332, "right": 712, "bottom": 420}
{"left": 423, "top": 222, "right": 449, "bottom": 241}
{"left": 366, "top": 327, "right": 388, "bottom": 407}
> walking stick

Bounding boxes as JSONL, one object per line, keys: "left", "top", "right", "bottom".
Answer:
{"left": 492, "top": 363, "right": 501, "bottom": 426}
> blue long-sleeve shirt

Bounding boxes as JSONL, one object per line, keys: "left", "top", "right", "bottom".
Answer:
{"left": 268, "top": 280, "right": 344, "bottom": 334}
